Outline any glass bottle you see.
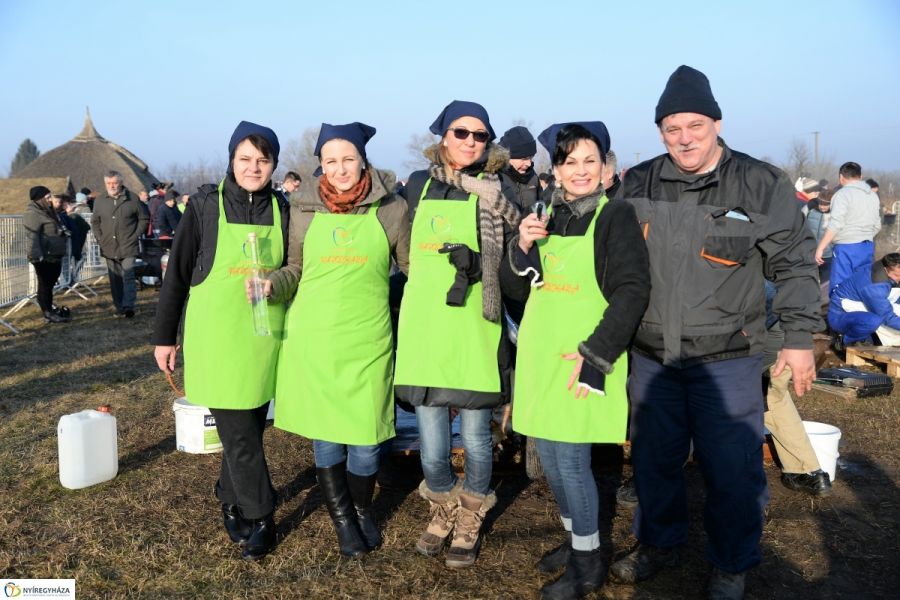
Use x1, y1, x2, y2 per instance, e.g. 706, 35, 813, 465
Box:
246, 232, 270, 336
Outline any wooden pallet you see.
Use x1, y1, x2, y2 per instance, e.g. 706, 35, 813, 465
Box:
845, 345, 900, 377
811, 381, 858, 400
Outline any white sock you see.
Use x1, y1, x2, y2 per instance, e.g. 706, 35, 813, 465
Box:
560, 516, 572, 532
571, 531, 600, 552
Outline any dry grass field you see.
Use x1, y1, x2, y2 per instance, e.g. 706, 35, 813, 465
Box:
0, 285, 898, 599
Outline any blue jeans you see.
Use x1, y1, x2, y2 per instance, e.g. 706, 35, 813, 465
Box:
535, 439, 599, 549
629, 352, 769, 574
416, 406, 492, 495
312, 440, 380, 476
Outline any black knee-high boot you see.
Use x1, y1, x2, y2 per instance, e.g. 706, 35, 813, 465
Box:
347, 471, 382, 550
317, 462, 368, 557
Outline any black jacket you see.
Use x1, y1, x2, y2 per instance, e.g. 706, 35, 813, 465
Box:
499, 166, 540, 214
617, 139, 823, 367
90, 188, 148, 260
151, 175, 290, 346
503, 194, 651, 372
156, 203, 182, 238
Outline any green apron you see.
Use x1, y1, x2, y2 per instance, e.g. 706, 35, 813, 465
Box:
513, 197, 628, 443
275, 200, 395, 445
183, 181, 285, 409
394, 178, 502, 392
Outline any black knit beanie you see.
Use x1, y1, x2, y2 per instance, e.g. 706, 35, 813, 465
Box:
499, 126, 537, 159
655, 65, 722, 124
29, 185, 51, 201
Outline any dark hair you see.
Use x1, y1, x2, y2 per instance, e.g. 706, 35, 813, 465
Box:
233, 134, 274, 161
866, 178, 879, 189
839, 162, 862, 179
538, 172, 554, 184
551, 124, 606, 167
285, 170, 301, 183
882, 253, 900, 269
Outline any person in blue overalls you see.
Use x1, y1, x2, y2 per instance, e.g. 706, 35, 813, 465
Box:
829, 253, 900, 347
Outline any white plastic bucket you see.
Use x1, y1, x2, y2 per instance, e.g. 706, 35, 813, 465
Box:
172, 397, 222, 454
803, 421, 841, 481
58, 409, 118, 489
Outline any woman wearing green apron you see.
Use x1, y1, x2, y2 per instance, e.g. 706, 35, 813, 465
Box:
152, 121, 290, 561
505, 123, 650, 600
395, 101, 521, 568
264, 123, 410, 557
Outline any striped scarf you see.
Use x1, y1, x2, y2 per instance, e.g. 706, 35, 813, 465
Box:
426, 163, 521, 322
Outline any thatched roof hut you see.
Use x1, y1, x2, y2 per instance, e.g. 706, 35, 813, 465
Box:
0, 177, 75, 215
12, 110, 159, 198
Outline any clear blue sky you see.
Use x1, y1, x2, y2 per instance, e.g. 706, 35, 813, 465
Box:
2, 0, 899, 179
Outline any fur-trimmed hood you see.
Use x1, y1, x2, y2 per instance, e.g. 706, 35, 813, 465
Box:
422, 143, 509, 175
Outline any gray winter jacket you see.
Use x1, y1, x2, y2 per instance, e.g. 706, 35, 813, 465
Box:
267, 168, 410, 304
23, 200, 68, 263
618, 139, 823, 367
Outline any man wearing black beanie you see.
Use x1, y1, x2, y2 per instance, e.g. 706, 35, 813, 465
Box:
611, 65, 822, 599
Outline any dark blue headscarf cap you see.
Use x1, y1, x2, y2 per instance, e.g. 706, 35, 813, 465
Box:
228, 120, 280, 168
429, 100, 495, 141
538, 122, 610, 160
312, 122, 376, 176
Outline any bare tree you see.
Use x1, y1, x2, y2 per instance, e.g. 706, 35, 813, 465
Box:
404, 133, 439, 172
784, 138, 811, 181
278, 127, 320, 178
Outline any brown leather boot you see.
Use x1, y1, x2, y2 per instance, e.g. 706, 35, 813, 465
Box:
445, 490, 497, 568
415, 480, 462, 557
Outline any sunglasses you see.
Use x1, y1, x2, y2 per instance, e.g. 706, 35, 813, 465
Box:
449, 127, 490, 143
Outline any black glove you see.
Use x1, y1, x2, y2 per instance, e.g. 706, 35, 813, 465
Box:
577, 362, 606, 396
439, 243, 482, 282
439, 243, 481, 307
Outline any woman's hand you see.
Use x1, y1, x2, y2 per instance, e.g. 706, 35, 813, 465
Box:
245, 278, 273, 303
518, 212, 549, 253
562, 351, 590, 399
154, 345, 178, 374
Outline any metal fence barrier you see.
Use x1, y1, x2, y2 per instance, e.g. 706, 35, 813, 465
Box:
0, 214, 106, 334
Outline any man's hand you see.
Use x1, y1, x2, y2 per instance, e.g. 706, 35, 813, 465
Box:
772, 348, 816, 397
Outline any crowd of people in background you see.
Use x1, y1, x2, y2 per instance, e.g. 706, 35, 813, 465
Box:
18, 62, 894, 600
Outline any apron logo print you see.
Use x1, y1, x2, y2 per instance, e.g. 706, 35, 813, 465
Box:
543, 252, 565, 273
332, 227, 353, 247
431, 215, 451, 235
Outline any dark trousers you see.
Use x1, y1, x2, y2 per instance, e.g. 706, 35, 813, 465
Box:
106, 257, 136, 312
629, 352, 769, 574
209, 403, 275, 520
32, 260, 62, 312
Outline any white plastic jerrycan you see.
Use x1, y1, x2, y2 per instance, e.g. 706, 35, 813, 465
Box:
58, 405, 118, 489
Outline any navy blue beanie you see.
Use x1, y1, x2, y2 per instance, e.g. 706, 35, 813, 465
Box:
429, 100, 495, 141
313, 122, 377, 177
228, 120, 280, 169
655, 65, 721, 124
499, 126, 537, 159
538, 122, 611, 161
